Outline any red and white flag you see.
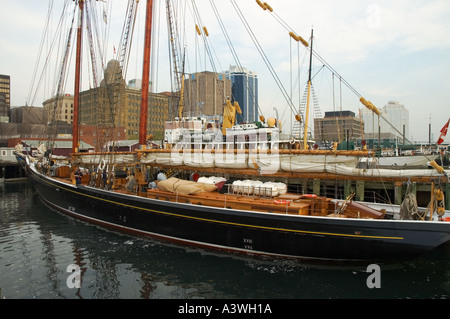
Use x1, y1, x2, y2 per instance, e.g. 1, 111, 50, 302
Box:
437, 118, 450, 145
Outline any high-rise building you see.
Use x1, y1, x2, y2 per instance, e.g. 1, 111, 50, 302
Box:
43, 94, 74, 125
41, 60, 169, 142
79, 59, 169, 141
225, 65, 258, 123
361, 101, 409, 140
382, 101, 409, 140
314, 110, 364, 143
183, 71, 231, 118
0, 74, 11, 122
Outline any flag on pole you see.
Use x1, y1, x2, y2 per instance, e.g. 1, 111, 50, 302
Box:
437, 118, 450, 145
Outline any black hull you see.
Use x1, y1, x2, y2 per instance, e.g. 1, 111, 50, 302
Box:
28, 163, 450, 262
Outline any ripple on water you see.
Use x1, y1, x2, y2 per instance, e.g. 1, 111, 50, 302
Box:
2, 183, 450, 299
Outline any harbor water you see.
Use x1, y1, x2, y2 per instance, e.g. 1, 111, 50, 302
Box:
1, 181, 450, 300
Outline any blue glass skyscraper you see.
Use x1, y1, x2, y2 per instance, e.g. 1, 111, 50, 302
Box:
225, 66, 258, 124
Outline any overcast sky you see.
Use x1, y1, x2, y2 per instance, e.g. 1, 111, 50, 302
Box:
1, 0, 449, 142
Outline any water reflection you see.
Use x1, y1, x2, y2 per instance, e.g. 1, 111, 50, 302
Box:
1, 181, 449, 299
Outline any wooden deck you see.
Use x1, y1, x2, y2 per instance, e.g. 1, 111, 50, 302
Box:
145, 188, 318, 215
50, 173, 384, 219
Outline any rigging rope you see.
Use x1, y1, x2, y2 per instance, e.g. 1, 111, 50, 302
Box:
399, 181, 418, 220
253, 1, 422, 149
27, 0, 72, 107
190, 0, 219, 74
27, 0, 54, 106
209, 0, 264, 121
230, 0, 298, 123
46, 2, 78, 154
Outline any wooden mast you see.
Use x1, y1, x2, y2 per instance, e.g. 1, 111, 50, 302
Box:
73, 0, 84, 154
139, 0, 154, 148
303, 29, 313, 150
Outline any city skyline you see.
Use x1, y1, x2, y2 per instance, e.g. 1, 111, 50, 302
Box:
1, 0, 449, 142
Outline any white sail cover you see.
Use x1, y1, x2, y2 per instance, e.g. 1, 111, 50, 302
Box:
76, 154, 135, 165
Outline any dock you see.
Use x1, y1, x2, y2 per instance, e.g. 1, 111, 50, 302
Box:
0, 147, 27, 181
